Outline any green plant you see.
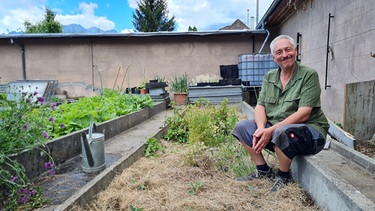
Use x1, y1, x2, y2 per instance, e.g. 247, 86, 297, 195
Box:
185, 98, 238, 147
164, 103, 189, 143
130, 204, 144, 211
0, 90, 54, 210
139, 80, 147, 90
169, 73, 188, 93
145, 137, 163, 157
188, 180, 203, 195
0, 88, 154, 210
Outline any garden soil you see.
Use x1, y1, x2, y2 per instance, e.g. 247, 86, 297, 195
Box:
71, 140, 321, 211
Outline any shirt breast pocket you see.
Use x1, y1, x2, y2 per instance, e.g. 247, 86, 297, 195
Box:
284, 95, 300, 110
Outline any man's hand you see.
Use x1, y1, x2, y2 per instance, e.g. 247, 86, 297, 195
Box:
252, 128, 273, 154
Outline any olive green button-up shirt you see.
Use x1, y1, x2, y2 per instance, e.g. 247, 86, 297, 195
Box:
257, 62, 329, 137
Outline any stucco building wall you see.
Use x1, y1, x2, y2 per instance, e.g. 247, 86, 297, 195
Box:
0, 33, 269, 97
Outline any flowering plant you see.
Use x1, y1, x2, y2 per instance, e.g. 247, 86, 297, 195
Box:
0, 89, 53, 210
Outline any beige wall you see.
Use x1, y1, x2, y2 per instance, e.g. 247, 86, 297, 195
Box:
0, 34, 269, 97
274, 0, 375, 125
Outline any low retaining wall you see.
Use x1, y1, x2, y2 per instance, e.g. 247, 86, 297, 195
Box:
8, 101, 167, 179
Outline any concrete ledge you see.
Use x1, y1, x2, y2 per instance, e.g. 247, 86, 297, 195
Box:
239, 101, 375, 211
330, 140, 375, 175
292, 153, 374, 211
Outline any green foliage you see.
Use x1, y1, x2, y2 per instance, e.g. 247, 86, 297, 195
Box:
181, 141, 207, 166
185, 99, 238, 147
132, 0, 176, 32
214, 136, 255, 177
130, 204, 144, 211
0, 88, 154, 210
188, 181, 203, 195
0, 92, 50, 156
145, 137, 163, 157
24, 7, 62, 33
49, 89, 154, 138
188, 26, 197, 31
0, 88, 56, 210
169, 73, 188, 93
164, 104, 189, 143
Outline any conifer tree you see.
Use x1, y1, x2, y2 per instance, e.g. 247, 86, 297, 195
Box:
132, 0, 176, 32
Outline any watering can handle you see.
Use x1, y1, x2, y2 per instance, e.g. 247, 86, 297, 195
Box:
81, 132, 95, 167
88, 122, 97, 139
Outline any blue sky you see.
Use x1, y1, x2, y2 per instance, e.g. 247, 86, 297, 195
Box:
0, 0, 274, 34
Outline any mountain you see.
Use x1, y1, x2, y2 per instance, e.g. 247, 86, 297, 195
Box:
5, 24, 118, 34
63, 24, 117, 33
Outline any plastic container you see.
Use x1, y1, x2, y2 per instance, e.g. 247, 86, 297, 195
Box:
238, 53, 278, 86
220, 65, 239, 79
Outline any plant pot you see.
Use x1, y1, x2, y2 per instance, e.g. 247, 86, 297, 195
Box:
174, 92, 187, 105
140, 88, 148, 94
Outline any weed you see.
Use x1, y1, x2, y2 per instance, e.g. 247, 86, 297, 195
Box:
188, 181, 203, 195
130, 204, 144, 211
145, 137, 163, 157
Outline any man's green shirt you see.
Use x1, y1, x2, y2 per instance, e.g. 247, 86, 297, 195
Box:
257, 62, 329, 137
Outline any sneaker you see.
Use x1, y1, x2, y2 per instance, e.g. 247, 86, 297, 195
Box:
237, 169, 274, 181
269, 175, 290, 192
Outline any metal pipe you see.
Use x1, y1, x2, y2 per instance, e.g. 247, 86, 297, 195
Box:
10, 38, 27, 80
258, 28, 270, 53
325, 13, 334, 90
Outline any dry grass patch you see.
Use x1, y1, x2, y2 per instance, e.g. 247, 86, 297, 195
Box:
73, 140, 320, 211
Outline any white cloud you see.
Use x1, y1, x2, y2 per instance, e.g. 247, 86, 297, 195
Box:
56, 2, 115, 31
128, 0, 273, 32
0, 2, 45, 34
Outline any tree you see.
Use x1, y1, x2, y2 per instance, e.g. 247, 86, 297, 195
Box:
132, 0, 176, 32
24, 7, 62, 33
188, 26, 197, 31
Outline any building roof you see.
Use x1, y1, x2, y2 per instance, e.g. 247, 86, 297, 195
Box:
219, 19, 250, 30
0, 29, 266, 40
257, 0, 307, 29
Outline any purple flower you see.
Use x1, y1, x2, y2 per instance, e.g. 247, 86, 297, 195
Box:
48, 169, 55, 175
50, 103, 56, 110
33, 91, 38, 96
18, 195, 29, 203
43, 131, 49, 139
37, 96, 44, 104
44, 162, 54, 170
10, 176, 18, 182
59, 123, 65, 128
49, 117, 55, 123
29, 188, 36, 195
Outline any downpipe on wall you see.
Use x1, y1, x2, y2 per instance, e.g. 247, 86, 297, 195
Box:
10, 38, 27, 80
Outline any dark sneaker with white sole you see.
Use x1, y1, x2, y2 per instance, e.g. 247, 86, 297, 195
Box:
237, 169, 274, 181
269, 175, 291, 192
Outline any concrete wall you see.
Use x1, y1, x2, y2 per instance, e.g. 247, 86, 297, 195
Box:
275, 0, 375, 126
344, 80, 375, 140
0, 34, 269, 98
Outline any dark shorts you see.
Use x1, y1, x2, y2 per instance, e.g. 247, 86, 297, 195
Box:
231, 119, 326, 159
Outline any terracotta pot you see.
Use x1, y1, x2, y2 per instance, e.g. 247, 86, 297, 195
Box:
174, 93, 187, 105
140, 89, 148, 94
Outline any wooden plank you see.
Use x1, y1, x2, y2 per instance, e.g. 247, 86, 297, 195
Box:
328, 119, 356, 149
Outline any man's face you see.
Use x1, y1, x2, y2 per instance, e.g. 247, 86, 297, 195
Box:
272, 38, 297, 70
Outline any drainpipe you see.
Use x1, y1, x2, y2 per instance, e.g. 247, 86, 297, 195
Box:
10, 38, 26, 80
258, 27, 270, 53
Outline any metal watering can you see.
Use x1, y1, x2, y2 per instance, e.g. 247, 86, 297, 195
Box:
81, 122, 105, 173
